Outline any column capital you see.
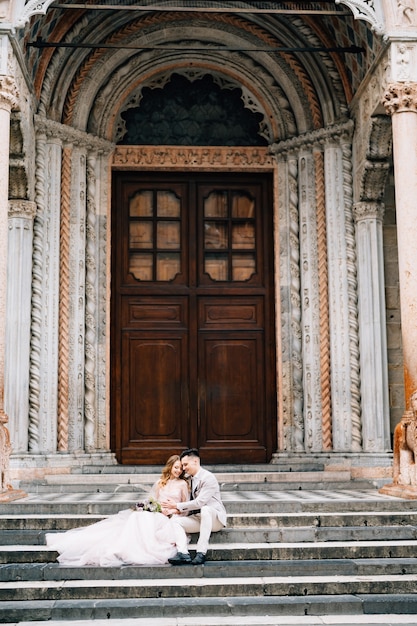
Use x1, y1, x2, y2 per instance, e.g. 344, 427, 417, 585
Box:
8, 200, 37, 220
0, 76, 18, 112
353, 201, 385, 223
383, 82, 417, 115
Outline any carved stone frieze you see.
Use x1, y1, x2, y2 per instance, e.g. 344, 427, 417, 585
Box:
112, 146, 274, 169
383, 82, 417, 115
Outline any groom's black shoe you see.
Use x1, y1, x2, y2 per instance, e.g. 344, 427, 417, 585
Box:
192, 552, 206, 565
168, 552, 192, 565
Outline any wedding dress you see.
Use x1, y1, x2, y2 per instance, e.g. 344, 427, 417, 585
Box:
45, 478, 189, 566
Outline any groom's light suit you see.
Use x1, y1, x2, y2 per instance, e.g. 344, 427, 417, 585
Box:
171, 466, 226, 555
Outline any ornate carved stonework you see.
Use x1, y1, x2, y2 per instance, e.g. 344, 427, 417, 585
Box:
112, 146, 274, 170
8, 200, 37, 220
353, 201, 385, 222
336, 0, 385, 34
271, 120, 354, 156
34, 116, 114, 153
383, 82, 417, 115
0, 76, 18, 112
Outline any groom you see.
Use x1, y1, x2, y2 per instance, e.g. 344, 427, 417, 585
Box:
162, 448, 226, 565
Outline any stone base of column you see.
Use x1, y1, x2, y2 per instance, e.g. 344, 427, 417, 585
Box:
379, 483, 417, 500
0, 487, 27, 502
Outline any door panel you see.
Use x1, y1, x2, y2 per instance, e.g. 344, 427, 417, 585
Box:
111, 172, 276, 464
122, 333, 189, 463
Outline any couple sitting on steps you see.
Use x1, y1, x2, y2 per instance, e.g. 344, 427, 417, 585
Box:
46, 448, 226, 567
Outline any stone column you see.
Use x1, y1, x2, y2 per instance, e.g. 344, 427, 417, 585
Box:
0, 75, 20, 495
298, 150, 323, 451
324, 136, 362, 452
5, 200, 36, 453
353, 201, 390, 452
383, 82, 417, 407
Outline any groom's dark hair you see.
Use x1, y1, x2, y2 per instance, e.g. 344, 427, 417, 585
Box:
180, 448, 200, 460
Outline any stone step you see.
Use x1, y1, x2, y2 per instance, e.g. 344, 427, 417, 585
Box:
0, 490, 412, 516
2, 509, 417, 530
3, 594, 417, 623
3, 523, 417, 546
9, 615, 417, 626
2, 573, 417, 602
2, 558, 417, 583
3, 539, 417, 564
18, 471, 378, 494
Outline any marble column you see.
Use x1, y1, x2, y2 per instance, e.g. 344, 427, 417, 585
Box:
0, 76, 18, 492
383, 82, 417, 407
298, 150, 323, 451
353, 201, 390, 451
5, 200, 36, 452
324, 137, 362, 452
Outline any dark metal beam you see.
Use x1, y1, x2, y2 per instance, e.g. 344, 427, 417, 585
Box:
28, 39, 364, 53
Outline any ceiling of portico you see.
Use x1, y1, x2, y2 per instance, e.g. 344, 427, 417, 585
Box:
16, 1, 383, 143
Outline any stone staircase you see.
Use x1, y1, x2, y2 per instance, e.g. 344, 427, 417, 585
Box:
2, 465, 417, 625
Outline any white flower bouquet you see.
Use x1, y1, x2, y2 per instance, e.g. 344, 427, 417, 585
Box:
134, 496, 162, 513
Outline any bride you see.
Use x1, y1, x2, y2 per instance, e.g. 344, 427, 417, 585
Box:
45, 455, 190, 566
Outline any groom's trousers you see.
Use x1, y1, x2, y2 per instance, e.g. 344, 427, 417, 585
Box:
170, 505, 224, 554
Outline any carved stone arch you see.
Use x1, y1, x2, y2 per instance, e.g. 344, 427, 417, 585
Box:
74, 48, 301, 142
52, 14, 325, 137
359, 115, 393, 202
113, 68, 273, 145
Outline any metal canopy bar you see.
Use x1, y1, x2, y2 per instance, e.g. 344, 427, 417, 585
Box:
50, 2, 350, 14
28, 39, 364, 52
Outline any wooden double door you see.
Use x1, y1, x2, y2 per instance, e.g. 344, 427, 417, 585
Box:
111, 172, 276, 464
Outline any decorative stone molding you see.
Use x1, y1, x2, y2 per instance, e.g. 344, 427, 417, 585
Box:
383, 82, 417, 115
8, 199, 36, 220
270, 120, 354, 157
14, 0, 55, 27
0, 76, 18, 112
112, 146, 275, 170
336, 0, 385, 35
353, 201, 385, 222
34, 116, 114, 154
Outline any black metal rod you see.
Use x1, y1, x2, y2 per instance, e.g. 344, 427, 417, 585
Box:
28, 39, 364, 53
50, 3, 351, 15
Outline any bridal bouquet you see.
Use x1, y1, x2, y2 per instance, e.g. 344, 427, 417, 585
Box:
134, 496, 162, 513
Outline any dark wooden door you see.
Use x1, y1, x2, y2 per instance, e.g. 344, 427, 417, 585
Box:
111, 172, 276, 464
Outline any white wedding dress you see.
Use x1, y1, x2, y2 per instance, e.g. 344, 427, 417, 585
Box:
45, 478, 189, 566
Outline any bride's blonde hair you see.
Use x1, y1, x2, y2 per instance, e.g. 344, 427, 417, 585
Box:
158, 454, 185, 487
